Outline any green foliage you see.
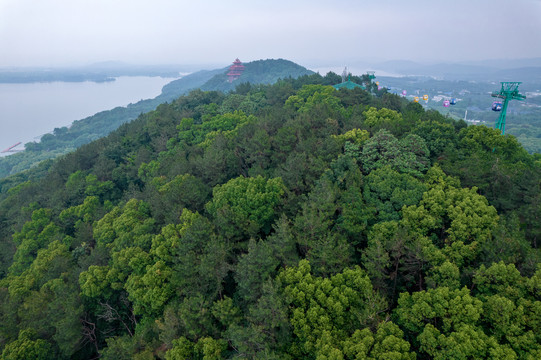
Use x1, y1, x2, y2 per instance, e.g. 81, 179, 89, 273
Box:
459, 125, 530, 163
363, 166, 427, 223
169, 210, 229, 300
363, 106, 403, 130
165, 336, 227, 360
9, 208, 62, 275
395, 287, 509, 359
331, 128, 370, 148
393, 262, 541, 358
1, 329, 55, 360
165, 337, 194, 360
416, 323, 517, 360
234, 219, 298, 308
0, 68, 540, 359
99, 335, 141, 360
342, 322, 415, 360
1, 242, 81, 358
144, 173, 210, 224
362, 165, 501, 300
413, 119, 457, 157
473, 262, 526, 300
235, 239, 284, 305
293, 155, 367, 276
278, 260, 386, 358
402, 181, 498, 270
285, 84, 343, 115
177, 111, 254, 147
9, 240, 73, 295
65, 171, 115, 203
93, 199, 156, 252
206, 175, 286, 240
125, 260, 174, 316
361, 129, 430, 177
396, 286, 482, 335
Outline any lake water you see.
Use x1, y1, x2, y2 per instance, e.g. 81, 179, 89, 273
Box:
0, 76, 177, 154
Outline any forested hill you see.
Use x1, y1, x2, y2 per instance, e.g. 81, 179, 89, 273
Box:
201, 59, 314, 92
0, 59, 313, 179
0, 72, 540, 359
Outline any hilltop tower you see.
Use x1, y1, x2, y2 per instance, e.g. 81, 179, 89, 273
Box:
227, 58, 245, 83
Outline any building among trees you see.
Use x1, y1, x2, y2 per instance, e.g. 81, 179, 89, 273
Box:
333, 75, 365, 90
227, 58, 245, 83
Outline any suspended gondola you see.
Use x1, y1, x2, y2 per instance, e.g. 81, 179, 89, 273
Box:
492, 101, 503, 112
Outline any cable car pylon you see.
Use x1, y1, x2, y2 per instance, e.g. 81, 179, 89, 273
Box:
491, 82, 526, 135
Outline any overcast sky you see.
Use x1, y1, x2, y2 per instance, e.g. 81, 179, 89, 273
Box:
1, 0, 540, 68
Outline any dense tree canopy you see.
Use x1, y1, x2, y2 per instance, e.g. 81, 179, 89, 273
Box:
0, 72, 540, 359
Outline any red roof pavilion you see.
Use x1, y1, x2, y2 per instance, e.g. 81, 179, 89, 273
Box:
227, 58, 245, 83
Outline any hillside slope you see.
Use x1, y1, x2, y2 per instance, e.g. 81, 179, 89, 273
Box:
0, 59, 313, 178
0, 72, 539, 359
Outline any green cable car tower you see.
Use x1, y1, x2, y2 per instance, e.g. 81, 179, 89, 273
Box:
491, 82, 526, 135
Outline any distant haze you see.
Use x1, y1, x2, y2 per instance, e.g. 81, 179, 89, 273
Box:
1, 0, 541, 68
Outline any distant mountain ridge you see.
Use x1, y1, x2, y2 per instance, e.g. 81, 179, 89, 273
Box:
372, 58, 541, 81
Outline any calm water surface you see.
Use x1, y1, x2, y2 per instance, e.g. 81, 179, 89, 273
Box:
0, 76, 176, 154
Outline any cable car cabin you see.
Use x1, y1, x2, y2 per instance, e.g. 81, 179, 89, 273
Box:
492, 101, 503, 111
450, 98, 457, 105
443, 100, 450, 107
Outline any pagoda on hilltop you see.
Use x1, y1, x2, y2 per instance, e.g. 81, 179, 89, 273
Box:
227, 58, 245, 83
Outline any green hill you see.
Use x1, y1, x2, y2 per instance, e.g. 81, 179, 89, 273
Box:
201, 58, 314, 92
0, 71, 539, 359
0, 59, 313, 179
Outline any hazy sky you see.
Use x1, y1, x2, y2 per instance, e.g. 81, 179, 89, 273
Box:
1, 0, 540, 68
